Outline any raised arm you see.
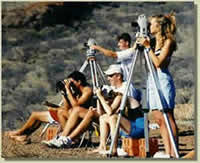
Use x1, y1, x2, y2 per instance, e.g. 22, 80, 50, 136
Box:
137, 37, 173, 68
91, 45, 117, 58
64, 79, 92, 107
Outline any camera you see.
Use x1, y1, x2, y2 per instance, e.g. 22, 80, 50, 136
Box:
101, 85, 115, 100
131, 14, 150, 38
131, 14, 153, 50
56, 80, 79, 96
84, 38, 97, 57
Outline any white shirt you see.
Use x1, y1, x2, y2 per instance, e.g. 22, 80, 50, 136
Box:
116, 48, 135, 81
111, 81, 141, 102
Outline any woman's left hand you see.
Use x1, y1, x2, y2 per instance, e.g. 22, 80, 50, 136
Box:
136, 37, 150, 48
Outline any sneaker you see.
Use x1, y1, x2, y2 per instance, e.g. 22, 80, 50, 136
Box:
60, 136, 72, 147
99, 150, 110, 155
117, 148, 128, 156
41, 136, 59, 147
49, 138, 64, 148
153, 151, 170, 158
50, 136, 72, 148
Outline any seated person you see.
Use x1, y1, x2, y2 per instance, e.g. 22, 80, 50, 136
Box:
92, 88, 144, 156
90, 65, 144, 156
5, 71, 92, 143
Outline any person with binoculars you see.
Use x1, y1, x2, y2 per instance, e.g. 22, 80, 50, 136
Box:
5, 71, 92, 144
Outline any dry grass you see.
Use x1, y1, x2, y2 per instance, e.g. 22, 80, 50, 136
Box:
148, 104, 194, 129
174, 104, 194, 121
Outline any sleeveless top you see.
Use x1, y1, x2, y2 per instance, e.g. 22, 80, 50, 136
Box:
80, 94, 94, 108
155, 48, 171, 63
155, 49, 161, 56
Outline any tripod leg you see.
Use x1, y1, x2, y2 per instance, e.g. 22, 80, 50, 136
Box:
80, 60, 89, 73
144, 111, 150, 157
96, 63, 108, 85
144, 49, 179, 158
92, 60, 99, 87
89, 60, 97, 88
108, 49, 139, 156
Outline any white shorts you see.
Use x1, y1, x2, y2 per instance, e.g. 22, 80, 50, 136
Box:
47, 112, 59, 124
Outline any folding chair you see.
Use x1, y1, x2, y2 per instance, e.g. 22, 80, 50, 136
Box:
39, 121, 61, 138
78, 122, 100, 148
40, 100, 62, 139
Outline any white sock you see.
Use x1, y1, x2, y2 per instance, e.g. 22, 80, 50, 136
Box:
58, 136, 65, 140
59, 136, 71, 142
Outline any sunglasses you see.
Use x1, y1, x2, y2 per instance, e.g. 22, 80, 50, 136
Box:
108, 74, 116, 78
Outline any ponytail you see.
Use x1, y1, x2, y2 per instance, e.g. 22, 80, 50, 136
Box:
164, 12, 176, 35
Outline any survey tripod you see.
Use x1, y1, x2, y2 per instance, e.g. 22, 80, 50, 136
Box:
77, 43, 108, 147
108, 45, 179, 158
79, 45, 107, 88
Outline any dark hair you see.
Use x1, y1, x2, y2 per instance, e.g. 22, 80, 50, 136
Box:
117, 33, 131, 47
67, 71, 87, 86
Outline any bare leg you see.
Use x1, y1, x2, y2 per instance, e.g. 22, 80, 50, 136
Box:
117, 116, 131, 134
108, 114, 132, 155
99, 115, 110, 150
57, 108, 71, 129
68, 109, 99, 139
108, 114, 119, 155
60, 106, 88, 137
6, 111, 49, 137
91, 114, 109, 153
56, 95, 72, 129
153, 110, 172, 155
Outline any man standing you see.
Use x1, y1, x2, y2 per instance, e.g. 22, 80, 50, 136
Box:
92, 33, 136, 81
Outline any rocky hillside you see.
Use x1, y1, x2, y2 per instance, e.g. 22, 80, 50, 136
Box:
2, 2, 195, 130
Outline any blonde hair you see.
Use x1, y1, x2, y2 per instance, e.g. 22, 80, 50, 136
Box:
150, 12, 177, 51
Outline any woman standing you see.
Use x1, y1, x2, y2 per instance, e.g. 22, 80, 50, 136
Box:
136, 13, 178, 158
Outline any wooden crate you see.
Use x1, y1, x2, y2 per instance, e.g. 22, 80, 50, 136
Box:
122, 137, 158, 157
45, 126, 59, 141
122, 138, 139, 156
138, 138, 159, 158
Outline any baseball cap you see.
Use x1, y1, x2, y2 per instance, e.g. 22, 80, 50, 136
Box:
104, 64, 122, 75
